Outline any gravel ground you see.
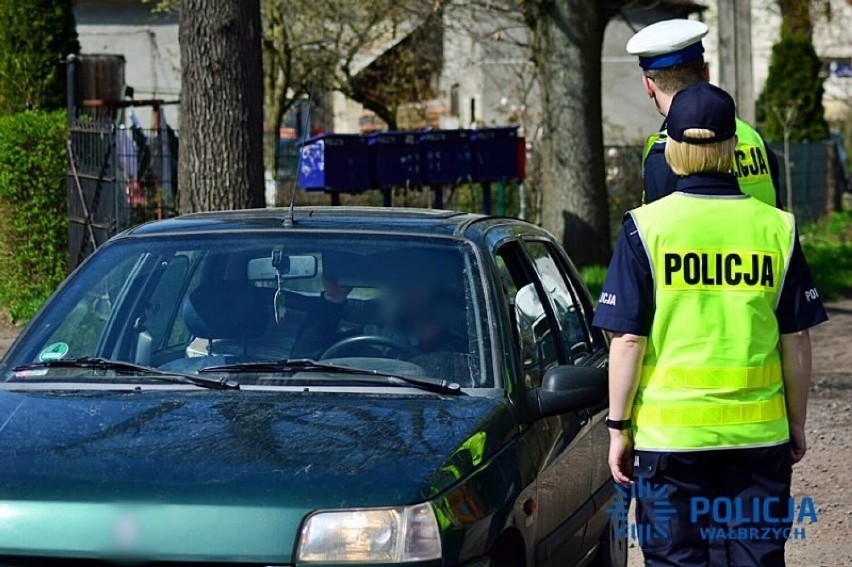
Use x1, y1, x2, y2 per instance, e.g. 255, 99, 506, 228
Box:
0, 304, 849, 566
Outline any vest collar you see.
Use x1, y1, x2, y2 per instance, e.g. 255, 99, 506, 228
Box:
675, 172, 743, 197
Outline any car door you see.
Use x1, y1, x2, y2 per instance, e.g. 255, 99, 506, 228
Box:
492, 239, 593, 566
544, 240, 615, 555
521, 238, 607, 564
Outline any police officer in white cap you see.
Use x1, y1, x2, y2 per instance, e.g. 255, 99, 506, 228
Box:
627, 19, 781, 206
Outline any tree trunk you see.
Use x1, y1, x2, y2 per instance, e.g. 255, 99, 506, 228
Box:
776, 0, 813, 38
526, 0, 611, 267
359, 98, 398, 131
179, 0, 265, 212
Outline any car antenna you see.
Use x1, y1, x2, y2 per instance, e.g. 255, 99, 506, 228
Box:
283, 81, 315, 228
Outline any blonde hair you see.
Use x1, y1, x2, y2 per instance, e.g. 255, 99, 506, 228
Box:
665, 128, 736, 176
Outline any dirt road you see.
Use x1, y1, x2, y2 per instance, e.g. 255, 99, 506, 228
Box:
0, 303, 849, 565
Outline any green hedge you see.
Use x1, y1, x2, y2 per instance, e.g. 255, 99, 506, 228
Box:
0, 0, 80, 114
800, 211, 852, 300
756, 32, 829, 143
0, 110, 68, 321
579, 264, 607, 303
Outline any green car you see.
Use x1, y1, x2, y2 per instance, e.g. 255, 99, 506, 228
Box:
0, 208, 625, 566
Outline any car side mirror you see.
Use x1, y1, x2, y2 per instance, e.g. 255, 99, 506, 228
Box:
524, 365, 607, 421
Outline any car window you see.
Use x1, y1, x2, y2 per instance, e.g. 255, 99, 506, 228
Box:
40, 252, 140, 358
522, 240, 592, 363
4, 234, 493, 389
139, 255, 191, 356
495, 242, 560, 389
166, 259, 204, 350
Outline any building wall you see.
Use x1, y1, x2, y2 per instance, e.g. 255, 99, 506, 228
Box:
438, 7, 487, 130
703, 0, 852, 123
74, 0, 180, 127
436, 5, 707, 145
602, 12, 690, 144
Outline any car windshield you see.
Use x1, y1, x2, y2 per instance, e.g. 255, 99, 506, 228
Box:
2, 233, 493, 388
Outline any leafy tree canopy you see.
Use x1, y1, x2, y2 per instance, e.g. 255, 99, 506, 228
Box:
756, 31, 829, 142
0, 0, 80, 114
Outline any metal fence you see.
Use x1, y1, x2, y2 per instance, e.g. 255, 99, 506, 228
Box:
67, 120, 178, 269
67, 130, 842, 269
768, 140, 847, 224
603, 141, 847, 232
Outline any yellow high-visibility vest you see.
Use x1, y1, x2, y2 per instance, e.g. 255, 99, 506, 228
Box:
629, 192, 795, 450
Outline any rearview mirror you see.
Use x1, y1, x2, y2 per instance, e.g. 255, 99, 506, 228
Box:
247, 255, 318, 281
524, 365, 607, 421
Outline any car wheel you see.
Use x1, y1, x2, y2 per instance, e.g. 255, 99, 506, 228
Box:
591, 517, 628, 567
488, 530, 525, 567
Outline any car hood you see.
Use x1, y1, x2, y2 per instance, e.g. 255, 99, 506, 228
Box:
0, 388, 515, 562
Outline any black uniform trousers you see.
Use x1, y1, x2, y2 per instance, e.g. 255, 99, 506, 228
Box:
634, 444, 792, 567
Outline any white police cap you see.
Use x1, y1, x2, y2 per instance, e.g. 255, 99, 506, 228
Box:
626, 19, 709, 70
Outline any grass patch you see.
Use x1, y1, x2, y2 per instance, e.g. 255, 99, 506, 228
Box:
799, 210, 852, 300
580, 264, 608, 302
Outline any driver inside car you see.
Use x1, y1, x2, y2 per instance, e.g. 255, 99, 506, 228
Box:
288, 278, 472, 385
274, 275, 353, 359
376, 284, 468, 356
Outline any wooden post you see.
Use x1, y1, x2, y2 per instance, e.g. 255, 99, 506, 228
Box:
784, 127, 793, 212
433, 185, 444, 209
152, 101, 161, 131
482, 181, 492, 215
718, 0, 755, 123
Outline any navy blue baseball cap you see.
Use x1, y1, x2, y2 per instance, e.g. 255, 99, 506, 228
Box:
667, 82, 736, 144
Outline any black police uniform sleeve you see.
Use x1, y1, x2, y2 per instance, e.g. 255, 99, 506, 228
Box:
643, 145, 680, 204
775, 233, 829, 333
592, 216, 654, 335
764, 138, 783, 208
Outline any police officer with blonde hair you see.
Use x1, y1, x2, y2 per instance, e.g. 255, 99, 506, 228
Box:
593, 83, 827, 566
628, 19, 781, 206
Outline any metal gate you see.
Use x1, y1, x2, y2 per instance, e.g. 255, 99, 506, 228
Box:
67, 119, 120, 271
67, 118, 177, 270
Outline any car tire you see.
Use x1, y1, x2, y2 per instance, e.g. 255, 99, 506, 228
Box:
488, 531, 526, 567
590, 517, 628, 567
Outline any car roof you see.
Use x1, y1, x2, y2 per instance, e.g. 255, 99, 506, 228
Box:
123, 206, 543, 240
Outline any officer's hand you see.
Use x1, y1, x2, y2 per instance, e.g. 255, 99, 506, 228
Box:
608, 430, 634, 486
789, 422, 807, 464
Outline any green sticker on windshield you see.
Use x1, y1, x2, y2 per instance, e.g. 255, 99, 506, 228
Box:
39, 342, 69, 362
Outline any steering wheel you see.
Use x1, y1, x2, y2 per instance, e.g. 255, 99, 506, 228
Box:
320, 335, 418, 360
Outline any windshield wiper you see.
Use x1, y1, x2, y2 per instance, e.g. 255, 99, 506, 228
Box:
199, 358, 461, 395
13, 357, 239, 390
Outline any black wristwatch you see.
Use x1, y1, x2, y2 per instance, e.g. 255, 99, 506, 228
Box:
605, 417, 632, 431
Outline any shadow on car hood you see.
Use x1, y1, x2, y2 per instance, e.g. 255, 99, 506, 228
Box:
0, 388, 516, 503
0, 388, 515, 561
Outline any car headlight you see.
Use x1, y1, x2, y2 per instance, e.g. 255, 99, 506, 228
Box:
297, 503, 442, 563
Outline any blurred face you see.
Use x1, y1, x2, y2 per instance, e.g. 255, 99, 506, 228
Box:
381, 285, 458, 339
